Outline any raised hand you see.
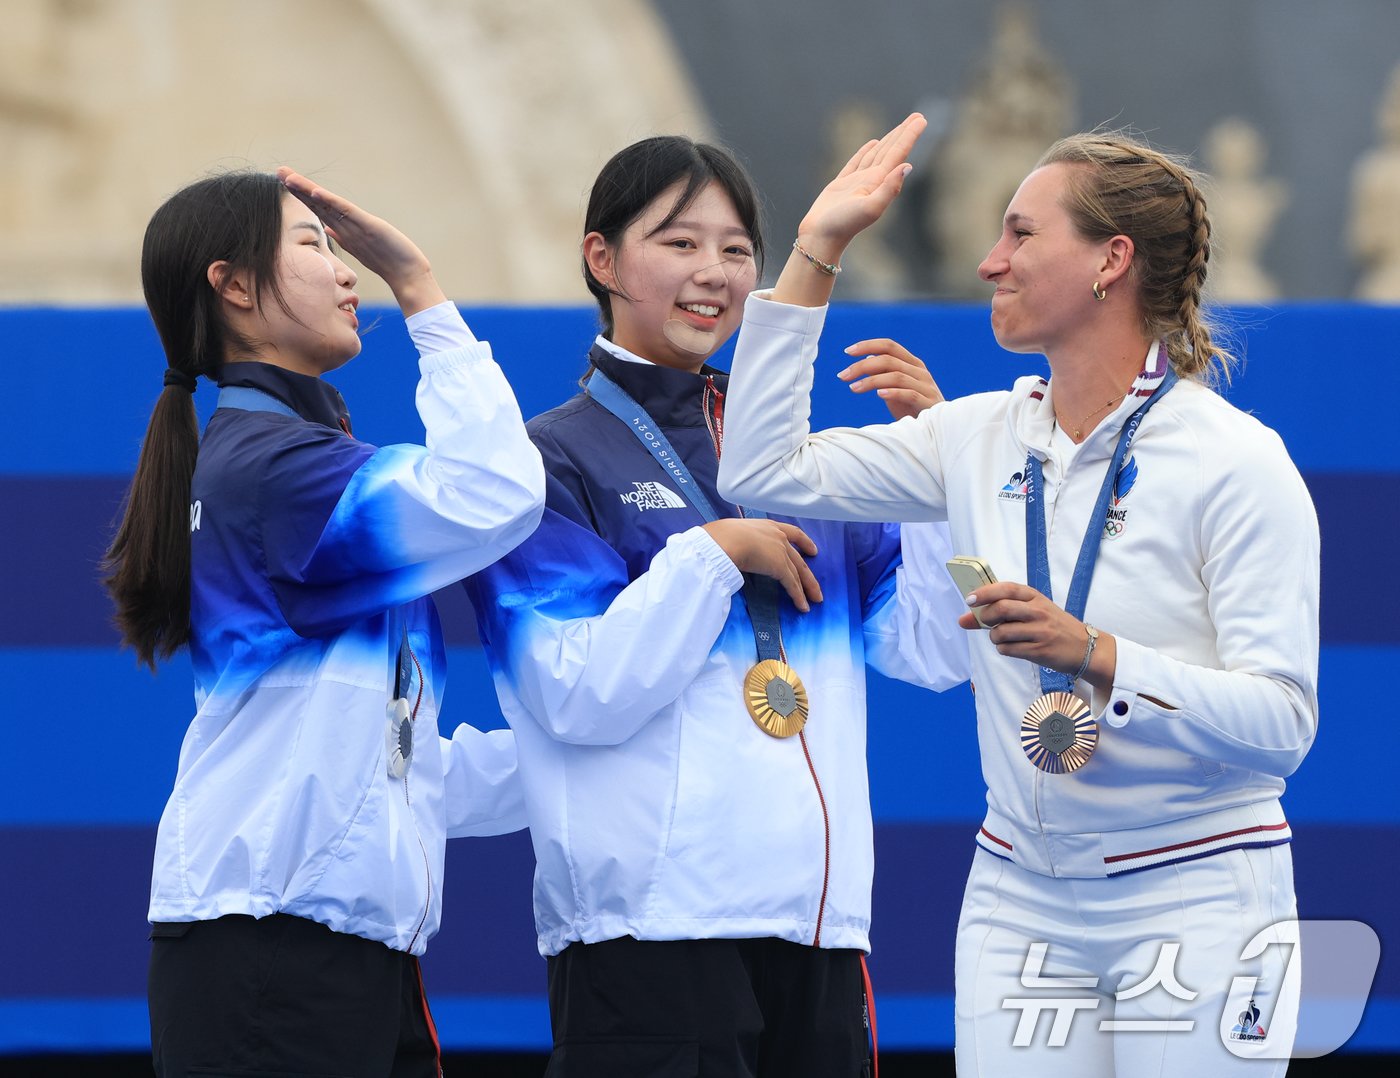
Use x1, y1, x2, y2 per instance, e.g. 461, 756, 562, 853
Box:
773, 113, 926, 307
838, 337, 945, 419
796, 113, 927, 256
701, 519, 824, 612
276, 167, 446, 316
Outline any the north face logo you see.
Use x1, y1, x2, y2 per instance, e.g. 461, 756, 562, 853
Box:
619, 481, 687, 511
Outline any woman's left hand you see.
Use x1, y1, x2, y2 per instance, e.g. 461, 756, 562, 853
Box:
771, 113, 925, 309
796, 112, 927, 256
838, 337, 944, 419
277, 167, 446, 315
958, 581, 1114, 691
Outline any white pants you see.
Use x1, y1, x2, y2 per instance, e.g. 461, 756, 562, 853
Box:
954, 845, 1300, 1077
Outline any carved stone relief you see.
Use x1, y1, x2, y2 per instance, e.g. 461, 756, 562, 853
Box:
1350, 62, 1400, 302
0, 0, 710, 304
924, 3, 1074, 298
1203, 117, 1287, 304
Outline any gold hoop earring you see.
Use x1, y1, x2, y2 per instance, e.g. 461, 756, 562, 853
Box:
1092, 281, 1107, 301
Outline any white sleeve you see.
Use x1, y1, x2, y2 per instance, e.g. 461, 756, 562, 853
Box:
717, 291, 951, 522
475, 524, 745, 746
439, 725, 528, 838
863, 523, 971, 691
406, 300, 480, 355
264, 336, 546, 635
402, 339, 546, 582
1102, 432, 1320, 777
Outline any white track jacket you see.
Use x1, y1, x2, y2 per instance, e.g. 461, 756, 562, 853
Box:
718, 294, 1319, 879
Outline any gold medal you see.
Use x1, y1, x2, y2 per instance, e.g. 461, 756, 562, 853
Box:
744, 659, 809, 738
1021, 692, 1097, 774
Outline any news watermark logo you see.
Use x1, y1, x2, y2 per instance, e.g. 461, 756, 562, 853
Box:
999, 919, 1379, 1059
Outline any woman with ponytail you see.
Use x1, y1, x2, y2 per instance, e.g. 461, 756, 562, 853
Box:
720, 118, 1318, 1075
104, 169, 544, 1077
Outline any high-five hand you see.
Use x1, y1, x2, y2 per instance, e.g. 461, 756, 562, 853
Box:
796, 112, 927, 253
773, 113, 926, 308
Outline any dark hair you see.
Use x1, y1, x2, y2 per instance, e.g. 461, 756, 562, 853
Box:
1038, 133, 1234, 383
582, 136, 764, 337
103, 170, 288, 669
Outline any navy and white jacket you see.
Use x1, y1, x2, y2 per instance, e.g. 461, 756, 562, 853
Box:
465, 340, 969, 957
149, 305, 546, 955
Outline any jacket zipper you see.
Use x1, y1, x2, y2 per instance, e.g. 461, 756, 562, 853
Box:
705, 378, 833, 946
400, 636, 434, 954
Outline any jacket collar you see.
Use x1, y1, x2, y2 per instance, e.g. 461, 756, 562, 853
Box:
218, 361, 352, 434
1012, 341, 1171, 460
587, 341, 727, 428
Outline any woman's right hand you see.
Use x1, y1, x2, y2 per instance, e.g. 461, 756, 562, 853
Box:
277, 167, 447, 317
702, 519, 823, 612
838, 337, 945, 419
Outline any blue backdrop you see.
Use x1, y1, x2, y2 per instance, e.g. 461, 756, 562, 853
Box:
1, 302, 1394, 1054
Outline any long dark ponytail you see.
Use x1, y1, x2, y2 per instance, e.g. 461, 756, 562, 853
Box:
102, 171, 285, 668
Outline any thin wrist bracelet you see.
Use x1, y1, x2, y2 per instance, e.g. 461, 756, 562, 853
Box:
792, 239, 842, 276
1073, 623, 1100, 683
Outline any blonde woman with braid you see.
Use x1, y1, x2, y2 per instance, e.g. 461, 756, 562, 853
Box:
719, 116, 1318, 1075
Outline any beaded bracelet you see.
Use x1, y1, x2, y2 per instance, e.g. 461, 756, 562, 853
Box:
792, 239, 842, 276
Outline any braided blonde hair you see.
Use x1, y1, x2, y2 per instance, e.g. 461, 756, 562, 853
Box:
1038, 132, 1235, 384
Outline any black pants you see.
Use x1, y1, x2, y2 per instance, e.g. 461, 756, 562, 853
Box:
148, 913, 441, 1078
544, 936, 872, 1078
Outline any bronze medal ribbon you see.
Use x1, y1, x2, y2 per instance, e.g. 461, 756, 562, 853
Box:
1021, 368, 1178, 773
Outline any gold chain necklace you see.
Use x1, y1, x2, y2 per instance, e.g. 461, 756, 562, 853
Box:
1055, 390, 1129, 440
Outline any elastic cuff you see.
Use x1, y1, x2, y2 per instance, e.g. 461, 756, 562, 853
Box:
683, 527, 746, 593
742, 290, 830, 334
407, 300, 480, 357
419, 340, 495, 376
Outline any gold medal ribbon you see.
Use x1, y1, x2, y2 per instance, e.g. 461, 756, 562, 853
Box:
587, 367, 813, 741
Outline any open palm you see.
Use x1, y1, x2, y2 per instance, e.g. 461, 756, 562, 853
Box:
797, 113, 927, 247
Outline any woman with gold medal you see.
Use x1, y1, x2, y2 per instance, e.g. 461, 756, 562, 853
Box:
463, 135, 969, 1077
719, 115, 1319, 1075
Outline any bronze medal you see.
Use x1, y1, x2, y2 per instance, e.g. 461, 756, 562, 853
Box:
1021, 691, 1097, 774
744, 659, 809, 738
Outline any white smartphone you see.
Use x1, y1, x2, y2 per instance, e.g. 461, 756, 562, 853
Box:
945, 555, 998, 629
